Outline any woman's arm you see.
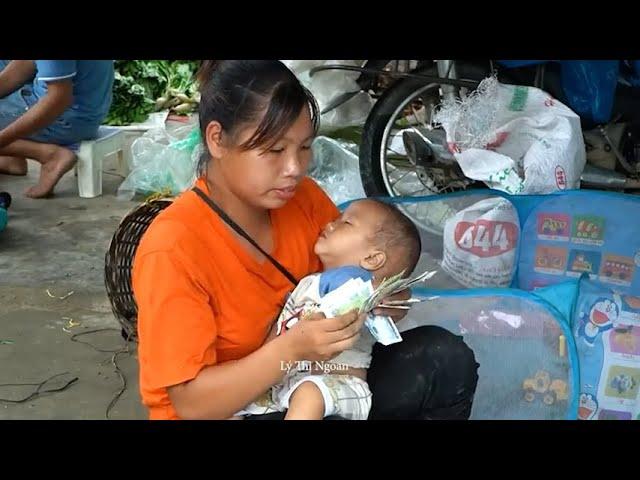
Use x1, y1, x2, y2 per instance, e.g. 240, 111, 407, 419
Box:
168, 332, 295, 419
168, 310, 364, 420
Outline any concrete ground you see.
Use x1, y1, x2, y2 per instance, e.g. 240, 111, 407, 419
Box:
0, 156, 148, 419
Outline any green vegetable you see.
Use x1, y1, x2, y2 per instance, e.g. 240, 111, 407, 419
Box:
173, 103, 194, 114
175, 93, 191, 104
155, 96, 168, 109
105, 60, 201, 126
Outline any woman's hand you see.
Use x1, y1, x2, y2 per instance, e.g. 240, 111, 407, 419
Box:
284, 309, 366, 362
372, 288, 411, 323
264, 319, 280, 344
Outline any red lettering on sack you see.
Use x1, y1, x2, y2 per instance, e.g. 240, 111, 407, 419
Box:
454, 220, 518, 258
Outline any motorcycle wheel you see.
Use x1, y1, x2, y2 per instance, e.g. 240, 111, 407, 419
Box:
358, 63, 517, 233
359, 63, 516, 199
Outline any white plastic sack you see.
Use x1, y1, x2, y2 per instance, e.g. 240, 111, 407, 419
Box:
442, 197, 520, 288
282, 60, 376, 133
433, 77, 586, 194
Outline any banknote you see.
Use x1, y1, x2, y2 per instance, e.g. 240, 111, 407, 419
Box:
317, 269, 437, 344
319, 277, 373, 318
318, 279, 403, 344
359, 269, 438, 314
365, 313, 403, 345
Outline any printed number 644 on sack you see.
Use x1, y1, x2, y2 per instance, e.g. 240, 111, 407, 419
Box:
455, 220, 518, 258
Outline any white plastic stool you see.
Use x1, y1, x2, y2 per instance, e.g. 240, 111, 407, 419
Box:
75, 126, 126, 198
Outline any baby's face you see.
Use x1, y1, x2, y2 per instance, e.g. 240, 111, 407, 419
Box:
314, 200, 385, 270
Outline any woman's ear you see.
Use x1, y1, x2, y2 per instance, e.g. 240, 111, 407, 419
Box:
205, 121, 225, 160
360, 250, 387, 272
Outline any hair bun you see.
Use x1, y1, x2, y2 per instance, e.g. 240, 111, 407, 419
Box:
196, 60, 221, 86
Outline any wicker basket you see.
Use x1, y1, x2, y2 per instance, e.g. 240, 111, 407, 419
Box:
104, 198, 173, 341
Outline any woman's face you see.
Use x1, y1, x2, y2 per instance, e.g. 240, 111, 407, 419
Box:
207, 107, 315, 210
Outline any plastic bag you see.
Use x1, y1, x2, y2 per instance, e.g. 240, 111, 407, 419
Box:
433, 76, 586, 194
282, 60, 375, 133
559, 60, 619, 125
309, 136, 366, 205
117, 125, 202, 200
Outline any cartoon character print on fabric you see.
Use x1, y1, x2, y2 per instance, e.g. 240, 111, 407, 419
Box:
579, 297, 619, 346
578, 393, 598, 420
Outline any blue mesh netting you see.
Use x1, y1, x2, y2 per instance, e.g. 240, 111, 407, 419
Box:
397, 291, 577, 420
340, 189, 640, 419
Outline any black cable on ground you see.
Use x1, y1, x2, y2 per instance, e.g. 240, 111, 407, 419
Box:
0, 329, 133, 416
70, 328, 132, 419
0, 372, 78, 404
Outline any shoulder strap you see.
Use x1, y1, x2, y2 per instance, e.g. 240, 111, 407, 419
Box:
192, 186, 297, 286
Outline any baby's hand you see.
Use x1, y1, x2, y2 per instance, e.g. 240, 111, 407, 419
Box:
373, 288, 411, 323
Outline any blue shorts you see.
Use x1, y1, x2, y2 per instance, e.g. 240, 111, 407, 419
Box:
0, 60, 99, 148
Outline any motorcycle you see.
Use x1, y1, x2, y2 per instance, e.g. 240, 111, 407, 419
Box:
311, 60, 640, 198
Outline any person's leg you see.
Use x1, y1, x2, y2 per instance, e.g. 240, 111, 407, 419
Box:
283, 373, 371, 420
0, 62, 86, 183
0, 139, 76, 198
285, 381, 326, 420
0, 61, 30, 175
0, 96, 30, 176
367, 325, 479, 420
0, 156, 27, 175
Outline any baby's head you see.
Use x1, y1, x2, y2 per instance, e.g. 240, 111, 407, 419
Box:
314, 199, 421, 281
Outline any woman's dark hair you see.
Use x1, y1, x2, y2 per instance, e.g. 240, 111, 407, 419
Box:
196, 60, 320, 174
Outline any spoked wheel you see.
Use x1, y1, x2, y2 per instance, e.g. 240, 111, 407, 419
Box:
359, 63, 515, 233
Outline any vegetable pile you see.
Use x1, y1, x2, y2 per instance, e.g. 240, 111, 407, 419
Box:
105, 60, 201, 126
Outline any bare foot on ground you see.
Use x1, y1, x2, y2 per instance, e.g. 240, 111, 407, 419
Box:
25, 147, 76, 198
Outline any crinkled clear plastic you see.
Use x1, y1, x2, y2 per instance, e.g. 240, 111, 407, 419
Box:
118, 128, 367, 205
432, 75, 501, 150
282, 60, 376, 133
117, 125, 202, 200
309, 136, 366, 206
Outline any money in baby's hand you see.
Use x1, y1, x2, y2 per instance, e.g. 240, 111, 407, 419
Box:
317, 269, 437, 345
318, 280, 401, 345
360, 269, 438, 314
319, 278, 373, 318
365, 314, 403, 345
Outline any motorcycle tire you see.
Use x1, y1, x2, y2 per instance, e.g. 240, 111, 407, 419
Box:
358, 63, 518, 198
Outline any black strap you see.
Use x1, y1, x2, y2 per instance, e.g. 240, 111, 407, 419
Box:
192, 186, 298, 286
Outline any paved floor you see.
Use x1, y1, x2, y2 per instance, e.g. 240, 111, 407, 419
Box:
0, 156, 147, 419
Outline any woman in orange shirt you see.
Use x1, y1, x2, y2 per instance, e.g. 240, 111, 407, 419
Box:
132, 60, 479, 420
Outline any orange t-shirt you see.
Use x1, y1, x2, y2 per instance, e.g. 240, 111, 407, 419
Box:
132, 176, 340, 420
